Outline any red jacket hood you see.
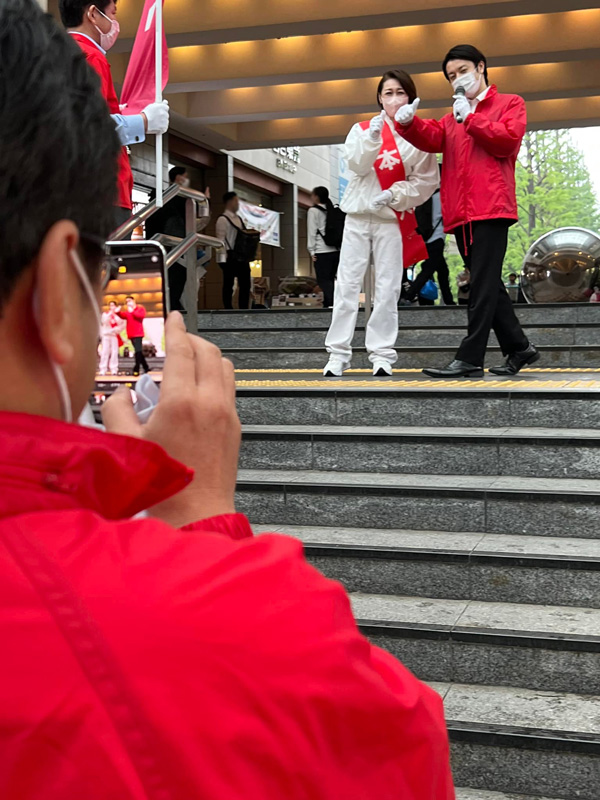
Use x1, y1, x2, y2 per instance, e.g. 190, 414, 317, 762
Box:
0, 412, 193, 521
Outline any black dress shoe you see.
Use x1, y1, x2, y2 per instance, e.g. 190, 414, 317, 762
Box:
422, 360, 484, 378
488, 343, 540, 376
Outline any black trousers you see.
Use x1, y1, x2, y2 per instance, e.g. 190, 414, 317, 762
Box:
314, 251, 340, 308
407, 238, 455, 305
113, 206, 132, 237
131, 336, 149, 375
221, 254, 251, 310
454, 220, 528, 366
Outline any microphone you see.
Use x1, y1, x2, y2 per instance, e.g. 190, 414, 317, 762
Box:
454, 85, 466, 124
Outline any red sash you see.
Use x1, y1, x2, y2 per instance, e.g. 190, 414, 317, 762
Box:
359, 119, 428, 268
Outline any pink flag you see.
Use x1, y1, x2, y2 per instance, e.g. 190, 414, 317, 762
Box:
120, 0, 169, 115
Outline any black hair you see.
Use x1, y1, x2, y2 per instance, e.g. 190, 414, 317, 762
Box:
508, 273, 517, 279
59, 0, 112, 28
376, 69, 417, 109
223, 191, 238, 204
312, 186, 334, 213
442, 45, 489, 85
0, 0, 120, 308
169, 166, 187, 183
125, 296, 135, 302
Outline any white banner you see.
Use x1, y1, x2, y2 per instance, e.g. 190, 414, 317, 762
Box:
239, 200, 281, 248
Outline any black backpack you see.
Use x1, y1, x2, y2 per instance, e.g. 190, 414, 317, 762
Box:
317, 204, 345, 249
415, 189, 442, 242
219, 215, 260, 262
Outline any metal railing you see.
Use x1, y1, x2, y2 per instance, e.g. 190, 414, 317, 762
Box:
109, 185, 224, 334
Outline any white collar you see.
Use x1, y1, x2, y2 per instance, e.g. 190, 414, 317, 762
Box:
471, 85, 490, 107
68, 30, 106, 56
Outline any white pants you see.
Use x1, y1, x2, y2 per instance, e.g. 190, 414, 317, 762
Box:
325, 214, 404, 365
99, 334, 119, 375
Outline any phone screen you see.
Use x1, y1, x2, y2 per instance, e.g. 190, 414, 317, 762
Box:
94, 241, 168, 400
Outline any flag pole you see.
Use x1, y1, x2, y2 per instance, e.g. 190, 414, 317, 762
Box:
155, 0, 163, 208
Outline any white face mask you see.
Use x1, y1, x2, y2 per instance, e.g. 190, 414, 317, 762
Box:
180, 178, 191, 189
452, 70, 482, 99
90, 7, 120, 51
34, 249, 102, 424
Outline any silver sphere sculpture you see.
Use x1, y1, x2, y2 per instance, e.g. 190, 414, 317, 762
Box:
521, 227, 600, 303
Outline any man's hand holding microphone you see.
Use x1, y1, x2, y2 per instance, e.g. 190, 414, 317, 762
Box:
452, 88, 471, 124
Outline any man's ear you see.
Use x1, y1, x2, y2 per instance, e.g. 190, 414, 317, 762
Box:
35, 220, 80, 367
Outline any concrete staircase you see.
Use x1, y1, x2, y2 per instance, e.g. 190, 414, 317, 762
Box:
199, 305, 600, 369
225, 305, 600, 800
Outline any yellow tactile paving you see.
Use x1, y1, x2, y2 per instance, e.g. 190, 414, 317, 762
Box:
235, 379, 600, 390
234, 368, 600, 375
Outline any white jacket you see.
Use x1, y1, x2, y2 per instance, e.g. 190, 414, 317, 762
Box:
341, 117, 439, 219
101, 311, 125, 338
307, 206, 339, 256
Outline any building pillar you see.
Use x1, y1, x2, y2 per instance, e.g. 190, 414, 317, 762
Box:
272, 183, 298, 277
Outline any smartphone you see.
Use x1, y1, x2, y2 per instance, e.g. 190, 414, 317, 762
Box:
95, 240, 168, 393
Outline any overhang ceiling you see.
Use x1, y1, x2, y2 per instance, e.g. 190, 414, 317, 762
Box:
60, 1, 600, 149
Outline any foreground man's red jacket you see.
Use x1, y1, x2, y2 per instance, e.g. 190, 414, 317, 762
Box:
397, 85, 526, 232
0, 412, 454, 800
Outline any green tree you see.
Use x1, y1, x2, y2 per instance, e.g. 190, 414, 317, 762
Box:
440, 129, 600, 297
504, 129, 600, 275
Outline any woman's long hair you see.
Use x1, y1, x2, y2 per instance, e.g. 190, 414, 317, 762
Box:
312, 186, 334, 213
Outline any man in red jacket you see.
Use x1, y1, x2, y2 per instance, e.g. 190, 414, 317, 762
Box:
118, 295, 149, 376
396, 44, 539, 378
0, 4, 455, 798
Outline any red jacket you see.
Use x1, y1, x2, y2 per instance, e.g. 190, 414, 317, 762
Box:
118, 305, 146, 339
71, 33, 134, 211
397, 85, 526, 232
0, 411, 455, 800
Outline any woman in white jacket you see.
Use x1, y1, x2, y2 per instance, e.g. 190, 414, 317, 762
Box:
99, 301, 125, 376
324, 70, 439, 377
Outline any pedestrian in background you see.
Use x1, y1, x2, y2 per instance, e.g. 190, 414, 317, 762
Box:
307, 187, 341, 308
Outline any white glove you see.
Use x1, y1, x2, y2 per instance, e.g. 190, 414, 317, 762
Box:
143, 100, 170, 135
370, 189, 393, 212
453, 94, 471, 123
368, 110, 386, 141
395, 98, 420, 126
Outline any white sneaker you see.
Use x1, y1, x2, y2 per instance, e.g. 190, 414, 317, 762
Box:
372, 360, 393, 377
323, 358, 350, 377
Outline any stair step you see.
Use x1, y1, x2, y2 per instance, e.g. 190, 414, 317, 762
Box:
222, 344, 600, 370
347, 592, 600, 694
237, 385, 600, 430
456, 791, 557, 800
255, 525, 600, 608
241, 424, 600, 479
197, 304, 600, 331
237, 469, 600, 538
202, 326, 586, 349
432, 682, 600, 798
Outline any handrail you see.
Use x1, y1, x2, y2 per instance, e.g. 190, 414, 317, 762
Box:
152, 232, 224, 269
109, 185, 216, 332
110, 184, 210, 242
